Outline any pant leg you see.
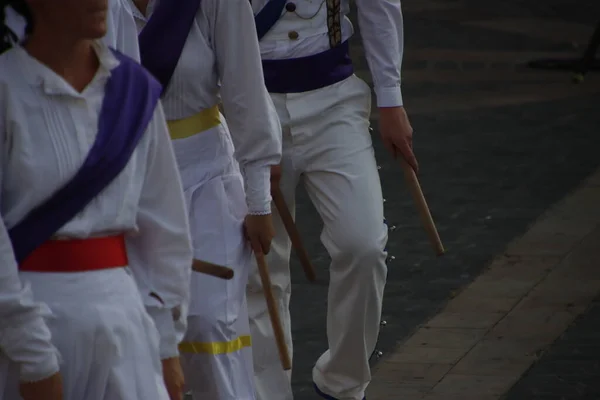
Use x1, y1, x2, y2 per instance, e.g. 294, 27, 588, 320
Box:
247, 100, 299, 400
176, 136, 256, 399
296, 75, 388, 400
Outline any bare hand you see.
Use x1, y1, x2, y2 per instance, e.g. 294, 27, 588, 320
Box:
244, 214, 275, 255
270, 164, 282, 195
162, 357, 184, 400
20, 372, 63, 400
378, 106, 419, 172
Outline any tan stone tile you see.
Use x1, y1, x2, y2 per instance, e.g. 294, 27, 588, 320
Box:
488, 306, 579, 344
516, 272, 600, 310
450, 336, 539, 376
550, 227, 600, 281
444, 292, 519, 314
480, 255, 557, 283
505, 228, 587, 257
402, 328, 486, 350
431, 374, 519, 395
387, 346, 467, 364
374, 363, 452, 384
555, 187, 600, 222
425, 311, 504, 329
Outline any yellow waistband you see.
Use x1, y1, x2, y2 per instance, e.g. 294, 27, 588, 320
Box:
179, 335, 251, 355
167, 105, 221, 140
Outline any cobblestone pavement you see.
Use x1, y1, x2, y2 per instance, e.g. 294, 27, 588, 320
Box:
366, 170, 600, 399
287, 0, 600, 398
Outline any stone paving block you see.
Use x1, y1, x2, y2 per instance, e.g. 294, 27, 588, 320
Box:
425, 311, 505, 329
488, 307, 580, 344
402, 327, 486, 350
480, 255, 558, 283
372, 362, 452, 384
516, 276, 600, 310
431, 374, 519, 396
386, 346, 467, 365
451, 337, 539, 376
444, 292, 520, 314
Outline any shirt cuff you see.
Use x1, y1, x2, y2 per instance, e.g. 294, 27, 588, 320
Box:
375, 85, 404, 108
145, 306, 180, 360
243, 164, 272, 215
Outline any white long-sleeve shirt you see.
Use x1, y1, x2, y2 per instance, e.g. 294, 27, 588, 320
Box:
251, 0, 405, 107
104, 0, 141, 61
0, 42, 192, 380
128, 0, 282, 215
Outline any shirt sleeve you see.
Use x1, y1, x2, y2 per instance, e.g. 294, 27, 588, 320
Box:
0, 84, 61, 383
125, 104, 193, 360
210, 0, 282, 215
354, 0, 405, 107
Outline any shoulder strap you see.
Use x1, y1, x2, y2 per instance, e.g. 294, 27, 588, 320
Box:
139, 0, 202, 92
254, 0, 287, 40
9, 51, 162, 263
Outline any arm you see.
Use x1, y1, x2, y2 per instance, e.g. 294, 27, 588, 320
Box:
354, 0, 404, 107
212, 0, 282, 215
125, 104, 193, 360
0, 89, 60, 383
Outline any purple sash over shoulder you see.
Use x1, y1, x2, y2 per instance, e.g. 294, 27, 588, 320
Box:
138, 0, 202, 92
8, 50, 162, 263
262, 41, 353, 93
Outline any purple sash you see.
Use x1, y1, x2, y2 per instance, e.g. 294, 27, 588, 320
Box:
138, 0, 202, 92
261, 41, 353, 93
8, 50, 162, 264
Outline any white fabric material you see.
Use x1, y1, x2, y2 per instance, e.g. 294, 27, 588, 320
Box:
1, 269, 170, 400
0, 42, 192, 383
128, 0, 282, 215
250, 0, 405, 107
104, 0, 141, 61
247, 75, 389, 400
174, 127, 255, 399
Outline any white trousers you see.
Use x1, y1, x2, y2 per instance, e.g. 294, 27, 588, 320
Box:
172, 124, 255, 400
0, 269, 169, 400
247, 75, 389, 400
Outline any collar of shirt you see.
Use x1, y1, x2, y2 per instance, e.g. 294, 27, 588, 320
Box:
14, 41, 119, 98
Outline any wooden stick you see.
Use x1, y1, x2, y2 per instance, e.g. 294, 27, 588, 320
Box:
254, 252, 292, 370
191, 259, 234, 280
272, 187, 317, 282
399, 159, 445, 256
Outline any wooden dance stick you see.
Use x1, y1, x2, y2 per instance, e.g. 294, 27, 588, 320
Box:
272, 187, 317, 282
399, 158, 445, 256
191, 259, 235, 280
254, 252, 292, 370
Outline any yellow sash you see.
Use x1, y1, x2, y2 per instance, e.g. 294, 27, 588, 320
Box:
167, 105, 220, 140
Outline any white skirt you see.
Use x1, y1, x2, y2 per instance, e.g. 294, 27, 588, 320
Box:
0, 268, 169, 400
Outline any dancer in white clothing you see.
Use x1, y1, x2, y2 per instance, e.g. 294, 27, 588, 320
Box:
131, 0, 282, 398
247, 1, 418, 399
0, 1, 192, 399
